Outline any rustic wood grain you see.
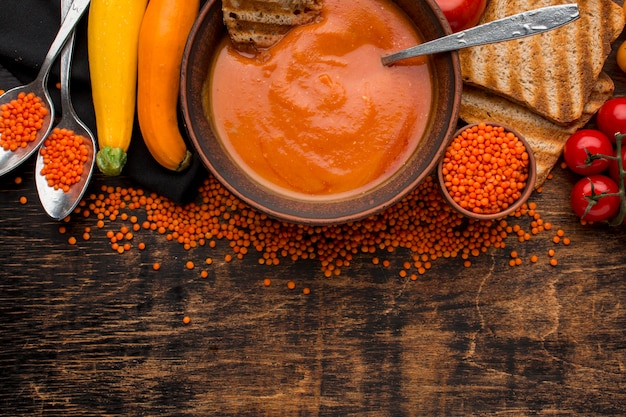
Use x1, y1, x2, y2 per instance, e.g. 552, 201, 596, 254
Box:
2, 14, 626, 417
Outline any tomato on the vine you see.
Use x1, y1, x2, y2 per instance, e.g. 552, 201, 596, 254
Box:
434, 0, 487, 33
563, 129, 613, 175
596, 97, 626, 143
608, 144, 626, 184
570, 175, 621, 222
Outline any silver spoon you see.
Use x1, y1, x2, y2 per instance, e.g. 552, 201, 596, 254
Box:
0, 0, 91, 176
381, 3, 580, 66
35, 0, 96, 221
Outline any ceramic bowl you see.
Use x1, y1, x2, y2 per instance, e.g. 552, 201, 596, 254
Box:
180, 0, 462, 225
437, 122, 537, 221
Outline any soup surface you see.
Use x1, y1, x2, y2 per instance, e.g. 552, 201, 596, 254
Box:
207, 0, 433, 199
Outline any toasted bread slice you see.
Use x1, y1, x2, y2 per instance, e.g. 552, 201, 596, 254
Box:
459, 72, 615, 187
222, 0, 323, 52
459, 0, 624, 125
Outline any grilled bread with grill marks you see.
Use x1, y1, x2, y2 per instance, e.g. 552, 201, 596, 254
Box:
459, 0, 624, 126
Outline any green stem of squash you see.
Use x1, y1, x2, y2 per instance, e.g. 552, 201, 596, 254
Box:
96, 146, 127, 176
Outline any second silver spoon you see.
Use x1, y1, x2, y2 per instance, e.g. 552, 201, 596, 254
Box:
35, 0, 96, 221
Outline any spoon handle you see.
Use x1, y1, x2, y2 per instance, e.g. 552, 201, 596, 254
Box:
59, 0, 77, 115
36, 0, 91, 84
381, 3, 580, 66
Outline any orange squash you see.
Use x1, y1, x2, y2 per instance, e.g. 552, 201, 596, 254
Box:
137, 0, 199, 171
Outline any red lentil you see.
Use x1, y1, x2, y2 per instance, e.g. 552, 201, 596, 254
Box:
0, 92, 48, 151
19, 196, 27, 205
182, 316, 191, 325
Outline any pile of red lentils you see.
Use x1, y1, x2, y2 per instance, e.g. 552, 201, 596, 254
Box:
39, 127, 90, 192
441, 123, 531, 215
0, 91, 48, 151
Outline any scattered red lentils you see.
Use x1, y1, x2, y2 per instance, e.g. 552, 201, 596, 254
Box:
185, 260, 195, 270
18, 196, 27, 205
152, 262, 161, 271
263, 278, 271, 287
14, 176, 22, 185
287, 281, 296, 290
0, 92, 48, 151
441, 123, 530, 215
182, 316, 191, 325
54, 167, 567, 280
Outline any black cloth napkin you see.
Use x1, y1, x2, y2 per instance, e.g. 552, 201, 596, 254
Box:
0, 0, 208, 204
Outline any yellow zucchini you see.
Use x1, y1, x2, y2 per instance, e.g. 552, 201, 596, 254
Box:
137, 0, 198, 172
88, 0, 148, 176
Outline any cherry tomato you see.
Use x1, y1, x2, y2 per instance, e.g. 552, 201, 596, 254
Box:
608, 144, 626, 184
570, 175, 621, 222
563, 129, 613, 175
435, 0, 487, 33
596, 97, 626, 143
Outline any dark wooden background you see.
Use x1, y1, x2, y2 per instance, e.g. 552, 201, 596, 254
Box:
2, 10, 626, 417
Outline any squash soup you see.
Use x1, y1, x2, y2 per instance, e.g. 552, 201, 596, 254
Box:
206, 0, 433, 199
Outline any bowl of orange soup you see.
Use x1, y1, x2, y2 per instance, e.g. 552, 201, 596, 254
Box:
181, 0, 462, 225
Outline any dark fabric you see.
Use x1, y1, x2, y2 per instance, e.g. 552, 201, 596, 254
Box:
0, 1, 207, 204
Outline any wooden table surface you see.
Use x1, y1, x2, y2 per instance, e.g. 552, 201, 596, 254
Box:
3, 17, 626, 417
